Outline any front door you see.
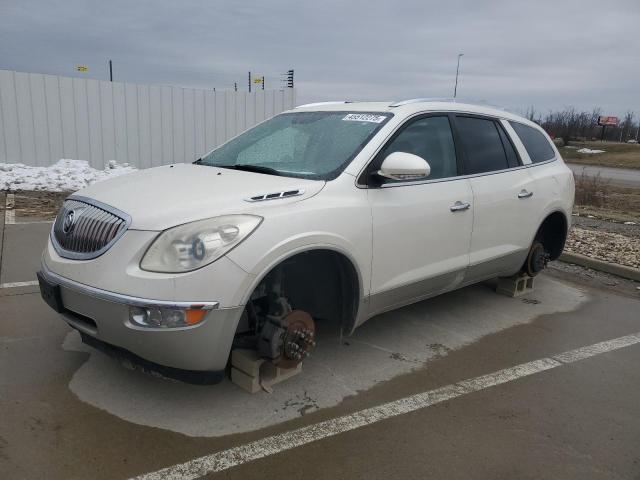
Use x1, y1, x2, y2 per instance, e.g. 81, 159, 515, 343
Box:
367, 114, 473, 316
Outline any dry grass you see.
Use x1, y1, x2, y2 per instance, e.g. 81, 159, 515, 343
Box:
561, 140, 640, 169
574, 171, 609, 207
12, 191, 68, 220
573, 171, 640, 222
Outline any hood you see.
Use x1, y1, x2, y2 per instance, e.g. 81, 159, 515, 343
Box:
75, 163, 325, 230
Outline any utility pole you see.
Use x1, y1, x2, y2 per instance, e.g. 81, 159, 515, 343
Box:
261, 76, 265, 90
453, 53, 463, 99
234, 82, 237, 92
248, 71, 251, 93
108, 59, 113, 82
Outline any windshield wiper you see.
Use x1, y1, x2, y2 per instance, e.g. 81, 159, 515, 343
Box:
214, 164, 282, 176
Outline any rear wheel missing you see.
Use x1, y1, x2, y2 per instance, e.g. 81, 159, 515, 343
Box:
524, 241, 550, 277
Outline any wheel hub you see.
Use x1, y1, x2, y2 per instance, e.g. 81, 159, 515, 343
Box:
526, 242, 550, 276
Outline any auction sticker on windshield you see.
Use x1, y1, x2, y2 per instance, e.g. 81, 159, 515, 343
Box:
342, 113, 387, 123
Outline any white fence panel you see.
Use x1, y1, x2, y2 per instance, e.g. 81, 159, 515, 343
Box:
0, 69, 296, 168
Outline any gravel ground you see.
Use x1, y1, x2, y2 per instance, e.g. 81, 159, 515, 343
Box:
565, 227, 640, 269
571, 214, 640, 238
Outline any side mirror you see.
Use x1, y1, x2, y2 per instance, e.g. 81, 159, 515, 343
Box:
376, 152, 431, 181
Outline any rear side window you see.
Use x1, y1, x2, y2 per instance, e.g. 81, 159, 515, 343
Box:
455, 116, 509, 174
509, 122, 555, 163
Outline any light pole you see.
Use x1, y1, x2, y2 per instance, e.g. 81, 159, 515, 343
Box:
453, 53, 464, 99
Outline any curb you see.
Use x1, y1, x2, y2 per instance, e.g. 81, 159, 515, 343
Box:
559, 252, 640, 282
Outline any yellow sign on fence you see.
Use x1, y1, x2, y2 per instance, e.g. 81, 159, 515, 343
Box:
75, 65, 88, 72
253, 77, 264, 84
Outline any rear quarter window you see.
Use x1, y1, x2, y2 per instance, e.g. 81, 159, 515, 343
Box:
509, 122, 556, 163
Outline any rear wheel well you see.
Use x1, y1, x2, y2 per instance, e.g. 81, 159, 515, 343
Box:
534, 211, 568, 261
238, 249, 360, 337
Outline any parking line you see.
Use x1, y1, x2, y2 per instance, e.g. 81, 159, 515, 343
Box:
4, 193, 15, 224
0, 280, 39, 289
131, 331, 640, 480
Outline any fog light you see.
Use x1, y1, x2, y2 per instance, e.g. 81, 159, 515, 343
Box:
129, 306, 208, 328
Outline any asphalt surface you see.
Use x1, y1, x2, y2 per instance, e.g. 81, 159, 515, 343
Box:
567, 163, 640, 187
2, 219, 640, 480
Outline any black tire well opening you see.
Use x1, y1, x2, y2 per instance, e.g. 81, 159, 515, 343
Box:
535, 211, 568, 261
247, 250, 360, 333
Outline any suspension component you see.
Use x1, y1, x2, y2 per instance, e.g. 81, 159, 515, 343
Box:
258, 309, 316, 368
525, 241, 550, 277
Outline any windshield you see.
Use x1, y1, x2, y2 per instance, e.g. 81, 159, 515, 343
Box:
198, 111, 392, 180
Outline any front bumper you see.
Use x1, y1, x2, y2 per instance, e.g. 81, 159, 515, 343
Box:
39, 265, 245, 375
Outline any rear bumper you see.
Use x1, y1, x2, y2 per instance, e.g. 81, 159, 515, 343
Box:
38, 265, 244, 375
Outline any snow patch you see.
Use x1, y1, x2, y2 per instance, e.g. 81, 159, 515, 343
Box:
0, 159, 136, 192
576, 148, 605, 154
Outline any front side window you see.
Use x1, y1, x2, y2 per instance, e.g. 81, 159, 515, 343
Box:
509, 121, 556, 163
455, 116, 510, 174
376, 116, 458, 181
199, 111, 392, 180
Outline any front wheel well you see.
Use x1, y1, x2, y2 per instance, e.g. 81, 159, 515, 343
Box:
239, 249, 360, 337
534, 211, 568, 261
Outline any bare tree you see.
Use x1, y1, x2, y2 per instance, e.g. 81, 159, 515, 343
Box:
620, 111, 635, 141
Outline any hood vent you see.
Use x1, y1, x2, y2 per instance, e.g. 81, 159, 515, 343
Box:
245, 189, 305, 202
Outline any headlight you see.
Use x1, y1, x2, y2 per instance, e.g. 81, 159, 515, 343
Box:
140, 215, 262, 273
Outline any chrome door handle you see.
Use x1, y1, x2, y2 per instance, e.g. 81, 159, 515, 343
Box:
518, 190, 534, 199
450, 201, 471, 212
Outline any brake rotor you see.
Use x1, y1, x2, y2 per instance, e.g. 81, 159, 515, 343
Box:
526, 241, 550, 277
276, 310, 316, 368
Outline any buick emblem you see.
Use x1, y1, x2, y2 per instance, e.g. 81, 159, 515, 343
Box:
62, 210, 77, 234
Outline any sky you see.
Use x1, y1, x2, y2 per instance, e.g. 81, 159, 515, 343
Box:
1, 0, 639, 117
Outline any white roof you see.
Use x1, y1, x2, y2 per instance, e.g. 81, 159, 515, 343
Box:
291, 100, 537, 127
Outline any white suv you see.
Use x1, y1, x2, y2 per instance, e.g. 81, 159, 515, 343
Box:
38, 100, 574, 383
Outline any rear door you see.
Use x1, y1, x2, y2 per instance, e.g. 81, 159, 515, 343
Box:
366, 114, 473, 315
452, 115, 538, 283
507, 119, 570, 219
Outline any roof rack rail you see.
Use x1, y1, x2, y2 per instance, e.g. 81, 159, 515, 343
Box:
389, 98, 455, 107
295, 101, 349, 108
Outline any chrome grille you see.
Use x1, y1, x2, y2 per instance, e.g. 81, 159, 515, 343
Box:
52, 197, 131, 260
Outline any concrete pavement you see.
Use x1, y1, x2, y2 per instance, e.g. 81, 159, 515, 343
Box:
1, 221, 640, 479
0, 193, 51, 287
0, 222, 50, 285
568, 163, 640, 187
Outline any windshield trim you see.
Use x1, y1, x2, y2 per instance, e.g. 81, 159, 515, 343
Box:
196, 111, 394, 181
